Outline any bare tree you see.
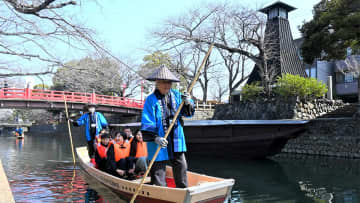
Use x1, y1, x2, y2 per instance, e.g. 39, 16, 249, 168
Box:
0, 77, 26, 88
153, 2, 266, 96
257, 21, 280, 97
211, 77, 229, 102
52, 57, 141, 97
0, 0, 113, 78
218, 50, 250, 95
172, 43, 221, 102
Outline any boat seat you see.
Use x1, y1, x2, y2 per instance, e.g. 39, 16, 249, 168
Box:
197, 181, 209, 186
132, 176, 151, 184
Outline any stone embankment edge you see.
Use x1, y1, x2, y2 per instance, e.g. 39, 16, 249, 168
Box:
0, 159, 15, 203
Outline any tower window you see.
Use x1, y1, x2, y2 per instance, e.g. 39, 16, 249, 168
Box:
269, 8, 278, 19
279, 8, 287, 19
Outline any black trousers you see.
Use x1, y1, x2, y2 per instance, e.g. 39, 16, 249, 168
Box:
87, 140, 96, 158
87, 130, 97, 158
150, 152, 188, 188
117, 157, 135, 171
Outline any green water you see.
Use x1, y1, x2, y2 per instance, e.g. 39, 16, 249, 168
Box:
0, 130, 359, 202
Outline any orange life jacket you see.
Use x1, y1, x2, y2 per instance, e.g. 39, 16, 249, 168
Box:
128, 137, 134, 143
97, 144, 110, 159
135, 141, 148, 158
113, 141, 130, 162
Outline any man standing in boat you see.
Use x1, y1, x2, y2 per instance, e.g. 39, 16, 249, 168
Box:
70, 103, 108, 164
141, 65, 194, 188
14, 126, 23, 137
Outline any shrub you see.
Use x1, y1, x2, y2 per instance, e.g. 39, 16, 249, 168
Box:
241, 82, 264, 101
274, 74, 328, 100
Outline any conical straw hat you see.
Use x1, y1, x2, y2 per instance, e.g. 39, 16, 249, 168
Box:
145, 65, 180, 82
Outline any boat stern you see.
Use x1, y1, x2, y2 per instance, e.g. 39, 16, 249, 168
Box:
186, 179, 234, 203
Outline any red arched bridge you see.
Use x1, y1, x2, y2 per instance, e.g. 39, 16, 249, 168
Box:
0, 88, 143, 115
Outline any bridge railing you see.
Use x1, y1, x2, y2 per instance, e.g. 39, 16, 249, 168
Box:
0, 88, 144, 109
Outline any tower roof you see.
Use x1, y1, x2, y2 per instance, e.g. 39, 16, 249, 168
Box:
259, 1, 296, 14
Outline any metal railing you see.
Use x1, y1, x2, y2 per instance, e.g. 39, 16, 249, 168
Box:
0, 88, 144, 109
194, 101, 216, 110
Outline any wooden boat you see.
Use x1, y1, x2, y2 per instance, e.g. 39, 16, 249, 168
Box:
76, 147, 234, 203
110, 119, 309, 159
15, 132, 24, 139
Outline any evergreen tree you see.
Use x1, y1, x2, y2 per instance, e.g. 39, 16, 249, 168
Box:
300, 0, 360, 64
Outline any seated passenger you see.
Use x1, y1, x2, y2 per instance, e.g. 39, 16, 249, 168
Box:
98, 129, 109, 145
94, 133, 113, 172
123, 127, 134, 143
130, 129, 148, 175
113, 132, 135, 179
95, 133, 127, 177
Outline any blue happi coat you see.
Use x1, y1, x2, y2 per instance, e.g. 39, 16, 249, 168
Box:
76, 112, 108, 141
141, 89, 194, 161
15, 128, 23, 135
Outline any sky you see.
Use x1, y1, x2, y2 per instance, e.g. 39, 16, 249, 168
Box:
23, 0, 320, 98
77, 0, 318, 60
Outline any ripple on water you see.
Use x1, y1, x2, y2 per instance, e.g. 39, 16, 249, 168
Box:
10, 164, 88, 202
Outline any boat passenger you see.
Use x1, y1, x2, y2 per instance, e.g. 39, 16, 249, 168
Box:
140, 65, 194, 188
99, 129, 109, 144
130, 129, 148, 175
95, 133, 113, 172
112, 132, 135, 179
14, 126, 23, 137
123, 126, 134, 143
69, 103, 108, 165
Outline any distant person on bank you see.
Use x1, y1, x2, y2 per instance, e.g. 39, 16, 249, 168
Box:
141, 65, 195, 188
130, 129, 148, 175
69, 103, 108, 164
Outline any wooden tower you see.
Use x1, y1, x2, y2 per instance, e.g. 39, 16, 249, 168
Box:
247, 1, 306, 84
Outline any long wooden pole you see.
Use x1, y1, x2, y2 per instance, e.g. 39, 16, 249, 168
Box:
64, 95, 76, 165
130, 44, 214, 203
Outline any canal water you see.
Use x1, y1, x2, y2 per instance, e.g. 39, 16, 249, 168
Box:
1, 130, 359, 203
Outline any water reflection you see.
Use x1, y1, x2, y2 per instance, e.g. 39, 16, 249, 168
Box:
0, 129, 360, 203
188, 156, 313, 202
274, 154, 360, 203
16, 138, 24, 150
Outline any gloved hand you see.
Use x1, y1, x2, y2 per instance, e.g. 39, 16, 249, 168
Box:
155, 136, 168, 148
67, 117, 74, 123
181, 92, 191, 105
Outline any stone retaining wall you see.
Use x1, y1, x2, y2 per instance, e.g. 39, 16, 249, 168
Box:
213, 98, 345, 120
186, 109, 214, 120
282, 118, 360, 158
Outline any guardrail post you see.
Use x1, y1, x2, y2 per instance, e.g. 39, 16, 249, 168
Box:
91, 90, 96, 104
25, 88, 32, 99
